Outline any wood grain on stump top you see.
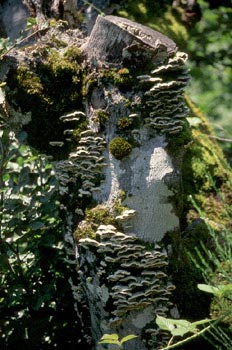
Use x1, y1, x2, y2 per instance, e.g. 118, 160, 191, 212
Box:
84, 15, 177, 67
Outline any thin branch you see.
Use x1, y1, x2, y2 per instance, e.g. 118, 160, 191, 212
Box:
0, 26, 49, 61
83, 0, 105, 15
167, 336, 174, 346
208, 135, 232, 143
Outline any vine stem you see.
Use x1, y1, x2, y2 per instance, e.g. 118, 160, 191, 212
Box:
167, 336, 174, 346
159, 325, 211, 350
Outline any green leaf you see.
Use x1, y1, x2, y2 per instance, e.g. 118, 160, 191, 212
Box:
191, 319, 212, 327
169, 319, 191, 327
98, 333, 119, 345
99, 333, 118, 341
156, 315, 175, 332
16, 156, 24, 167
98, 340, 119, 345
197, 284, 220, 295
26, 17, 37, 30
171, 326, 196, 337
156, 316, 202, 337
120, 334, 138, 344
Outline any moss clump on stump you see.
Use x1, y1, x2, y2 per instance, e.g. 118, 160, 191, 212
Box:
8, 46, 84, 157
109, 137, 132, 160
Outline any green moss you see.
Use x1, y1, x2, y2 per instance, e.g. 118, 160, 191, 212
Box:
117, 117, 132, 130
165, 97, 232, 320
45, 49, 80, 79
109, 137, 132, 160
82, 75, 98, 96
16, 67, 44, 96
51, 36, 68, 48
112, 192, 128, 216
182, 96, 232, 226
96, 109, 110, 127
124, 99, 132, 108
74, 205, 116, 240
113, 201, 126, 217
167, 120, 192, 151
85, 205, 116, 227
8, 46, 85, 157
163, 226, 211, 320
118, 190, 126, 202
100, 67, 135, 89
165, 97, 232, 321
74, 222, 96, 240
63, 47, 81, 62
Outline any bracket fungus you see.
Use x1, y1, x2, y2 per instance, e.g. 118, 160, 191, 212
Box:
78, 223, 174, 342
137, 51, 190, 135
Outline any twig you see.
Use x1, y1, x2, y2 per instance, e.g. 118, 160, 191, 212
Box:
83, 0, 105, 15
0, 26, 49, 61
208, 135, 232, 143
167, 336, 174, 346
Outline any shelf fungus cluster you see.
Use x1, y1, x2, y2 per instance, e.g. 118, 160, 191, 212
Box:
137, 51, 190, 134
54, 112, 107, 197
78, 224, 175, 338
69, 130, 107, 198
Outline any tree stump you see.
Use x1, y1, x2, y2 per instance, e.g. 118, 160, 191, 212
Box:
76, 15, 190, 350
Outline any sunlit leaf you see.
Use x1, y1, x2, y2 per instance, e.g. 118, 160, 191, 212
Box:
99, 333, 119, 341
156, 315, 175, 332
120, 334, 138, 344
198, 284, 220, 295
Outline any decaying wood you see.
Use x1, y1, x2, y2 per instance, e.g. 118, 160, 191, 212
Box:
83, 15, 177, 67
